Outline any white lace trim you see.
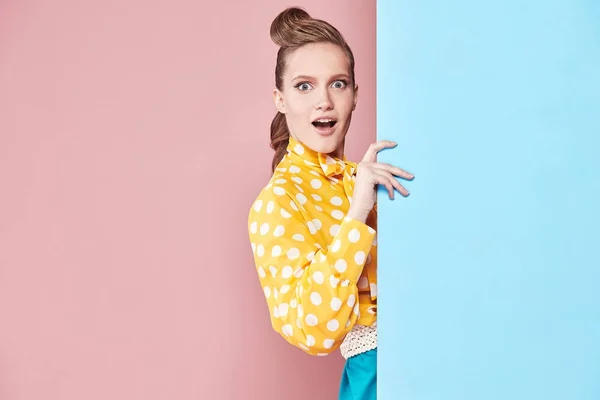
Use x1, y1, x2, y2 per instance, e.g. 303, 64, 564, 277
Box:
340, 321, 377, 359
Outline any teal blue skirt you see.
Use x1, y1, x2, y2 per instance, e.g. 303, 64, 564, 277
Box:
338, 348, 377, 400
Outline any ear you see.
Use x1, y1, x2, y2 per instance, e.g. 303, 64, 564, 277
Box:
273, 88, 286, 114
352, 84, 359, 111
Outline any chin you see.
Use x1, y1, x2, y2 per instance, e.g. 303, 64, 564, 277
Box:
308, 135, 343, 155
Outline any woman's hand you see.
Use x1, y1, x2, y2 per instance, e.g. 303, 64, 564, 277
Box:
346, 140, 414, 223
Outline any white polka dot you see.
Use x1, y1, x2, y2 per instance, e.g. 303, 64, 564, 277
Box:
274, 178, 287, 184
307, 221, 317, 235
282, 324, 293, 336
331, 240, 341, 252
294, 268, 304, 278
279, 303, 289, 317
292, 234, 305, 241
330, 196, 343, 206
331, 210, 344, 220
282, 266, 293, 279
327, 319, 340, 332
334, 259, 347, 273
311, 194, 322, 201
341, 279, 350, 287
290, 298, 297, 308
325, 155, 336, 164
273, 225, 285, 237
330, 276, 340, 288
269, 266, 277, 277
290, 201, 299, 211
320, 253, 327, 262
291, 176, 302, 184
312, 219, 322, 230
273, 305, 280, 318
250, 222, 257, 234
299, 343, 309, 351
348, 228, 360, 243
272, 246, 282, 257
305, 314, 318, 326
355, 251, 366, 265
296, 193, 307, 205
294, 144, 304, 154
310, 179, 322, 189
260, 223, 270, 235
273, 186, 285, 195
324, 338, 335, 349
280, 285, 290, 294
253, 200, 263, 212
258, 266, 266, 278
329, 224, 340, 236
306, 335, 316, 346
330, 297, 342, 311
315, 205, 323, 211
312, 271, 324, 284
257, 245, 265, 257
297, 318, 302, 328
297, 304, 304, 317
287, 248, 300, 260
251, 243, 256, 253
289, 165, 301, 173
310, 292, 322, 305
358, 277, 369, 289
295, 184, 304, 193
353, 303, 360, 316
306, 251, 315, 261
280, 209, 292, 218
370, 283, 378, 296
264, 286, 271, 298
266, 201, 275, 213
347, 294, 356, 307
346, 320, 352, 328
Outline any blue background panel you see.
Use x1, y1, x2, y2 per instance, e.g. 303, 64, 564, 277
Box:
377, 1, 600, 399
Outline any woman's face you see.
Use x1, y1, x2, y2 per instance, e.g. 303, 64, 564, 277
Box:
273, 42, 358, 158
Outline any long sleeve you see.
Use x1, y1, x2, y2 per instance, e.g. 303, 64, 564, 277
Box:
248, 188, 376, 356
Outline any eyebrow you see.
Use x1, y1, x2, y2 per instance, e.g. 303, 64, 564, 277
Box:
291, 74, 351, 82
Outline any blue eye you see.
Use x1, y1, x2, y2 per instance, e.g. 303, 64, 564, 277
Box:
332, 80, 347, 89
295, 82, 312, 91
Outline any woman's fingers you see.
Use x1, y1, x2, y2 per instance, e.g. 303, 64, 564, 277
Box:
361, 140, 397, 163
373, 169, 410, 198
372, 162, 415, 181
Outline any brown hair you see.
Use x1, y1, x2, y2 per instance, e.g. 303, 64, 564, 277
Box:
269, 7, 357, 172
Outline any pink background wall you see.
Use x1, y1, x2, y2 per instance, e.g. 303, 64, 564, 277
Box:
0, 1, 375, 399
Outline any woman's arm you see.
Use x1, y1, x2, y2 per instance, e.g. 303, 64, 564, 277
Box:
248, 188, 376, 355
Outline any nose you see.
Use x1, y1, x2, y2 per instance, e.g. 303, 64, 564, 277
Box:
315, 89, 333, 111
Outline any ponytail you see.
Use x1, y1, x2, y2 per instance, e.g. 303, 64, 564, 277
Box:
270, 111, 289, 172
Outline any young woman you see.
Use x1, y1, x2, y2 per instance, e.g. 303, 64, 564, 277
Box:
248, 7, 414, 400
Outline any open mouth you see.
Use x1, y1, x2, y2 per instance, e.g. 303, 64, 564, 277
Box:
312, 118, 337, 129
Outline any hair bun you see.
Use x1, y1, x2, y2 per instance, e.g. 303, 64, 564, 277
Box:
270, 7, 311, 47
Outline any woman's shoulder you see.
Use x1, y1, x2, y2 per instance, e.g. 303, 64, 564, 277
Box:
248, 166, 311, 222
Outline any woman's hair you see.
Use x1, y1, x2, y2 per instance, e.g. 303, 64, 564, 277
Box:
269, 7, 356, 172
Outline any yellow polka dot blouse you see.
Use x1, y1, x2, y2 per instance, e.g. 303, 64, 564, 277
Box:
248, 136, 378, 356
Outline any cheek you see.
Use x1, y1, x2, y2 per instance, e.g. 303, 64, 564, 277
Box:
285, 95, 312, 118
337, 93, 355, 113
